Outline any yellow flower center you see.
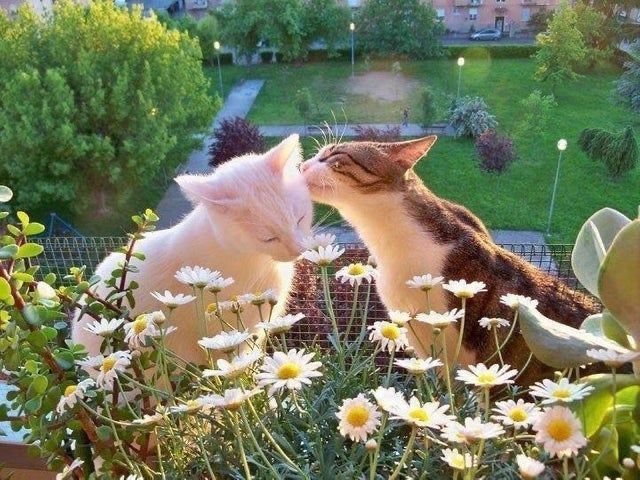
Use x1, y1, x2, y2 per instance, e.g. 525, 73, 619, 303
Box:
451, 454, 466, 470
277, 362, 301, 380
64, 385, 78, 397
381, 323, 400, 340
206, 303, 217, 314
347, 263, 366, 276
133, 316, 148, 334
408, 407, 430, 423
547, 419, 573, 442
508, 408, 528, 423
553, 388, 572, 400
346, 405, 370, 427
477, 372, 497, 385
101, 357, 117, 373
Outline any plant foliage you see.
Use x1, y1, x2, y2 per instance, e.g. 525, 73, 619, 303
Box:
475, 130, 518, 173
578, 126, 639, 178
208, 117, 267, 167
448, 96, 498, 138
616, 39, 640, 114
352, 125, 402, 142
420, 86, 438, 128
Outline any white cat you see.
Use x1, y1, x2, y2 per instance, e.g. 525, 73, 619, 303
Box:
72, 134, 313, 364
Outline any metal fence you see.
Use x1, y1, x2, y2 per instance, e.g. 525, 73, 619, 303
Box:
32, 237, 581, 346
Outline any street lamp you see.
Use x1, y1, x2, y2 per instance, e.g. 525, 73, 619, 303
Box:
350, 22, 355, 78
456, 57, 465, 99
214, 40, 224, 98
546, 139, 568, 236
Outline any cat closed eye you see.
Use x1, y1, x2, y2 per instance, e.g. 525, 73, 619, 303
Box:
262, 236, 279, 243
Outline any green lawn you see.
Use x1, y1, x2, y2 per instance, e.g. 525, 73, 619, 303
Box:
245, 57, 639, 244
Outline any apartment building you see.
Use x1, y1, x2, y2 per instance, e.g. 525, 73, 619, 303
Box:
0, 0, 52, 16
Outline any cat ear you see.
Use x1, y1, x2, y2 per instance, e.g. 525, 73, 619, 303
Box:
266, 134, 302, 174
380, 136, 438, 170
175, 174, 236, 207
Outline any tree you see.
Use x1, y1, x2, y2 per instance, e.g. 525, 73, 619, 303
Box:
262, 0, 306, 62
302, 0, 350, 58
356, 0, 443, 59
196, 15, 222, 66
528, 9, 553, 32
573, 3, 615, 68
617, 40, 640, 114
209, 117, 266, 167
0, 1, 217, 215
514, 90, 556, 152
295, 88, 313, 125
578, 126, 639, 178
420, 86, 438, 127
218, 0, 264, 64
534, 3, 587, 90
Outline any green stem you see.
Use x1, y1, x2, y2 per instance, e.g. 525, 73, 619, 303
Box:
486, 310, 519, 363
384, 349, 396, 387
196, 436, 217, 480
453, 298, 467, 368
239, 407, 280, 478
102, 397, 142, 476
321, 266, 344, 367
492, 327, 504, 367
389, 427, 417, 480
483, 388, 491, 421
441, 329, 455, 415
231, 414, 252, 479
344, 282, 360, 341
369, 412, 388, 480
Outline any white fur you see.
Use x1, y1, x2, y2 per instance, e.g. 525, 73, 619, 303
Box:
72, 135, 313, 364
303, 147, 476, 364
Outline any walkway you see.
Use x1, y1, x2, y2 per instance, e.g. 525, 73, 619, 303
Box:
155, 80, 265, 229
260, 123, 454, 138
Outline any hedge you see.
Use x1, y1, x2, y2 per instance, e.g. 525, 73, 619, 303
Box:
444, 44, 539, 59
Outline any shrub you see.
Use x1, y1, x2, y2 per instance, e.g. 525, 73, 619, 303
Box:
448, 96, 498, 138
208, 117, 266, 167
352, 125, 402, 142
616, 39, 640, 114
295, 87, 314, 124
514, 90, 557, 152
420, 86, 438, 127
578, 126, 639, 178
475, 129, 518, 173
444, 44, 539, 59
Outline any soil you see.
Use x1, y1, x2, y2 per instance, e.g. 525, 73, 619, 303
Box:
346, 71, 420, 102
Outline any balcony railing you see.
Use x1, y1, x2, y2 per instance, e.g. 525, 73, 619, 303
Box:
454, 0, 483, 6
520, 0, 551, 5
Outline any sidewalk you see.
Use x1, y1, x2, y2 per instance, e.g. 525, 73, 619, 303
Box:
259, 123, 454, 138
155, 80, 265, 229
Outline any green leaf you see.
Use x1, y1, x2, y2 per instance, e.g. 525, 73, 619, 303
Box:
96, 426, 112, 441
17, 243, 44, 258
0, 244, 19, 260
26, 330, 47, 349
11, 272, 34, 283
24, 359, 39, 374
16, 211, 29, 225
22, 304, 42, 326
24, 396, 42, 413
23, 223, 45, 236
54, 351, 75, 370
0, 277, 10, 301
0, 186, 13, 203
31, 375, 48, 395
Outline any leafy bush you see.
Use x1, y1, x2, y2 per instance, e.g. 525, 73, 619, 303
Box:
528, 9, 553, 32
420, 86, 438, 127
448, 96, 498, 138
578, 126, 639, 178
0, 1, 216, 216
208, 117, 266, 167
475, 129, 518, 173
295, 87, 314, 123
353, 125, 402, 142
444, 45, 539, 59
616, 40, 640, 114
514, 90, 557, 152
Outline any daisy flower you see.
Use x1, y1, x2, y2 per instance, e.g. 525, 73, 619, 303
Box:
516, 454, 545, 479
371, 386, 405, 412
56, 379, 95, 414
239, 289, 278, 306
478, 317, 510, 330
256, 349, 322, 395
168, 399, 204, 415
205, 276, 235, 293
256, 312, 305, 335
83, 318, 124, 337
301, 233, 336, 251
443, 279, 487, 298
492, 399, 541, 430
77, 351, 132, 389
336, 394, 382, 442
124, 314, 160, 349
202, 350, 262, 379
533, 406, 587, 458
175, 266, 220, 288
150, 290, 195, 309
406, 274, 444, 291
394, 357, 443, 374
368, 321, 409, 353
148, 310, 167, 326
388, 310, 412, 326
529, 378, 594, 404
216, 296, 248, 313
132, 413, 164, 427
201, 388, 262, 410
441, 448, 476, 471
441, 417, 505, 444
586, 348, 640, 368
389, 396, 452, 429
500, 293, 539, 311
198, 330, 251, 353
300, 244, 345, 266
56, 458, 84, 480
335, 262, 377, 287
455, 363, 518, 388
414, 309, 464, 329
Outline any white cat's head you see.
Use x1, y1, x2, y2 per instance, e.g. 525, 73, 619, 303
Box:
176, 135, 312, 262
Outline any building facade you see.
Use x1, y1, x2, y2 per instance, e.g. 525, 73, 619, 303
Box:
0, 0, 52, 16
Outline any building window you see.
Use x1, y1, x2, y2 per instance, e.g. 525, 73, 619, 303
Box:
469, 7, 478, 19
521, 7, 530, 21
496, 0, 506, 3
436, 8, 445, 19
470, 0, 481, 5
453, 6, 462, 14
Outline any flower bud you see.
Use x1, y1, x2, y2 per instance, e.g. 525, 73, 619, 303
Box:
150, 310, 166, 326
365, 439, 377, 451
367, 255, 377, 268
405, 346, 416, 357
623, 457, 635, 469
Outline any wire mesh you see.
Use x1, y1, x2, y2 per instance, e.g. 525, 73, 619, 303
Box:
32, 237, 581, 347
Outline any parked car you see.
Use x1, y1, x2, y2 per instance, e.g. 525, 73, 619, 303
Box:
470, 28, 502, 41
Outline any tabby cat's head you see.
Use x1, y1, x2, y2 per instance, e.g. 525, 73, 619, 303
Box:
301, 136, 437, 207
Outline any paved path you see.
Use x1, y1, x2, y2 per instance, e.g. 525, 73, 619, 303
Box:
260, 123, 454, 138
155, 80, 265, 229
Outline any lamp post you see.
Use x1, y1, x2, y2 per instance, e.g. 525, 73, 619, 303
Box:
456, 57, 465, 99
350, 22, 355, 78
214, 41, 224, 98
546, 139, 567, 236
